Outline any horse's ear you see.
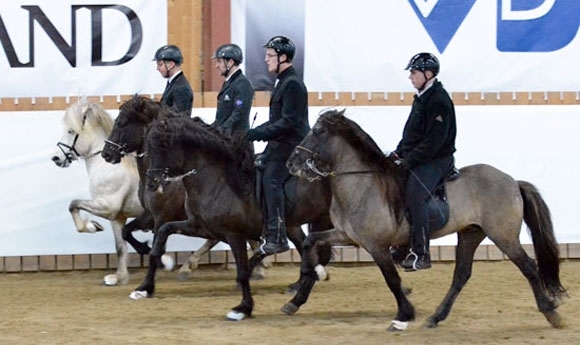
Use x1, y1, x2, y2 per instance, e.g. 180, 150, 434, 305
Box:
339, 108, 346, 116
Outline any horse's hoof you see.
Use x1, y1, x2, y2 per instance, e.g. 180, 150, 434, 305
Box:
89, 221, 104, 232
177, 270, 191, 281
315, 264, 329, 281
387, 320, 408, 332
544, 310, 565, 329
103, 274, 118, 286
226, 310, 248, 321
423, 318, 438, 329
129, 290, 149, 300
161, 254, 175, 271
280, 302, 299, 315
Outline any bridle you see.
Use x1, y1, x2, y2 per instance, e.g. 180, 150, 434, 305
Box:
104, 139, 146, 159
294, 145, 380, 182
56, 114, 101, 164
146, 167, 198, 184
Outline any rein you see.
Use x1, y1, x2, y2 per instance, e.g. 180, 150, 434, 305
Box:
295, 145, 380, 182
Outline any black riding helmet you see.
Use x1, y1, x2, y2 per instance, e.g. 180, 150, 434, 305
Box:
405, 52, 439, 76
263, 35, 296, 61
405, 52, 439, 91
153, 45, 183, 65
212, 44, 243, 64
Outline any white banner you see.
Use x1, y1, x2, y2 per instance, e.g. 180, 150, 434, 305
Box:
0, 0, 167, 97
232, 0, 580, 92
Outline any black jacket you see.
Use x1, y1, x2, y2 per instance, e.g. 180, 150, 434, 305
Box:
212, 69, 254, 134
248, 67, 309, 162
160, 72, 193, 117
395, 80, 456, 169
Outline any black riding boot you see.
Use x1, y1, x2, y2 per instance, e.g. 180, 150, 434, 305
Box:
401, 224, 431, 271
256, 215, 290, 255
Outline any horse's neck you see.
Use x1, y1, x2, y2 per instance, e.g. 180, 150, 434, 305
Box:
136, 155, 149, 182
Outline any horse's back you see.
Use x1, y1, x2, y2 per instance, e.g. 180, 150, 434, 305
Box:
440, 163, 524, 236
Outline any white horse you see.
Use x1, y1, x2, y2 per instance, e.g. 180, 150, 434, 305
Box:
51, 99, 144, 285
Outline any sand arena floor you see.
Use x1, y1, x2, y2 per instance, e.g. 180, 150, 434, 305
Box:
0, 260, 578, 345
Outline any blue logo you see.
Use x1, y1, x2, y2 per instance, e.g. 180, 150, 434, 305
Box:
409, 0, 580, 53
497, 0, 580, 52
408, 0, 477, 53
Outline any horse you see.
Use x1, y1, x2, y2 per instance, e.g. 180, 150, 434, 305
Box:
285, 109, 567, 330
100, 95, 271, 280
51, 98, 145, 285
140, 116, 333, 320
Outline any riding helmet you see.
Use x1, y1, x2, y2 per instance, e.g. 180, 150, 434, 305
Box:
405, 52, 440, 76
263, 36, 296, 61
212, 44, 243, 64
153, 45, 183, 65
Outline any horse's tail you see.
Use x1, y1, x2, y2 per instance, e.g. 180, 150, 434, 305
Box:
518, 180, 566, 299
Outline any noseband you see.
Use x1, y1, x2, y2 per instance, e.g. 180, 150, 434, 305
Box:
294, 145, 380, 182
104, 139, 146, 159
57, 133, 101, 164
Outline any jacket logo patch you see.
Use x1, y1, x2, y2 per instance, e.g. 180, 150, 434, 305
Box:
224, 95, 230, 101
435, 115, 443, 122
235, 99, 243, 107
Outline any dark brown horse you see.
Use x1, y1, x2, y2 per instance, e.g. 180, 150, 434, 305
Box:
140, 116, 333, 320
101, 95, 271, 279
285, 109, 567, 331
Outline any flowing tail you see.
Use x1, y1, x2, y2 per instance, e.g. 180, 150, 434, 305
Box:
518, 181, 567, 300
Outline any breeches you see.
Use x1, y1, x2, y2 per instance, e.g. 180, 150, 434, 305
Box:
262, 160, 290, 221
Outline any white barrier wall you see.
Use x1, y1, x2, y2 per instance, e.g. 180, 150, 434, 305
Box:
0, 104, 578, 256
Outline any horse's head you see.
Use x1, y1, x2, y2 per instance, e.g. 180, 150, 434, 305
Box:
52, 99, 113, 167
144, 118, 186, 193
102, 95, 162, 164
287, 109, 345, 181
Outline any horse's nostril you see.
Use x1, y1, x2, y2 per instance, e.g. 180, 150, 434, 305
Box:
51, 156, 59, 162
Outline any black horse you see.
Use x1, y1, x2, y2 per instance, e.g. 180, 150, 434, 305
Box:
136, 116, 333, 320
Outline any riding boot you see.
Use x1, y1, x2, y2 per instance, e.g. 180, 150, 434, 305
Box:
256, 214, 289, 255
401, 223, 431, 271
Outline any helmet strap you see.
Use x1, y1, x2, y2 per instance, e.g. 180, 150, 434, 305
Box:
163, 60, 176, 78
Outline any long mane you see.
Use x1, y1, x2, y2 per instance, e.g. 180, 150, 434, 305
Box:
317, 109, 405, 222
118, 95, 168, 124
148, 116, 255, 197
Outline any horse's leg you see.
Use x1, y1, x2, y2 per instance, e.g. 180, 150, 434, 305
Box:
365, 247, 415, 332
225, 236, 254, 321
177, 239, 219, 281
425, 228, 486, 328
490, 235, 563, 328
68, 199, 108, 233
122, 211, 154, 255
103, 219, 130, 286
247, 240, 271, 280
282, 229, 346, 315
130, 220, 193, 299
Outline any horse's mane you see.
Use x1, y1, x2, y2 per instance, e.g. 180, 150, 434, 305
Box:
118, 94, 174, 124
64, 99, 114, 138
317, 109, 406, 222
148, 116, 255, 198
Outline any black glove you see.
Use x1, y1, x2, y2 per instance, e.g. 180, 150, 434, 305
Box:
246, 129, 258, 141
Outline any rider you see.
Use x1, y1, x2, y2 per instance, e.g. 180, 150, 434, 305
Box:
211, 43, 254, 135
153, 44, 194, 117
246, 36, 310, 255
388, 52, 457, 271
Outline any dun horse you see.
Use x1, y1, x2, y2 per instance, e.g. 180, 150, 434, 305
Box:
101, 95, 270, 279
285, 109, 566, 330
140, 116, 333, 320
51, 99, 144, 285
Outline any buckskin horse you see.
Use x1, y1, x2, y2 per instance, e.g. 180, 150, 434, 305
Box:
285, 108, 566, 331
139, 116, 333, 320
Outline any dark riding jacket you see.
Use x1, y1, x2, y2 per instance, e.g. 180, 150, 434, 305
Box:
247, 66, 309, 162
212, 69, 254, 134
160, 72, 193, 117
395, 80, 456, 169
